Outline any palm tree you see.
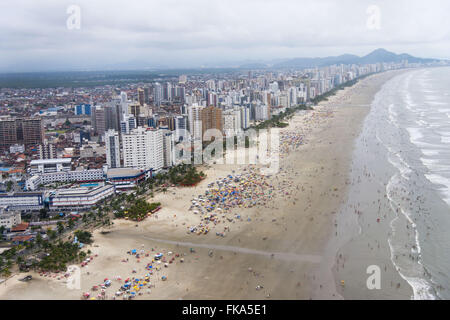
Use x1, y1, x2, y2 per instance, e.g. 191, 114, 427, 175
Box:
36, 233, 43, 248
57, 222, 64, 234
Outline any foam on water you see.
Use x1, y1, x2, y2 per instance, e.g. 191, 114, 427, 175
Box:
420, 149, 440, 157
385, 173, 436, 300
376, 70, 443, 299
442, 136, 450, 144
349, 68, 450, 300
406, 127, 424, 145
424, 174, 450, 206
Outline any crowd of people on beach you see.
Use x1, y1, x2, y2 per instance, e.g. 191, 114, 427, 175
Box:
186, 166, 277, 237
183, 108, 337, 238
80, 246, 186, 300
35, 107, 340, 299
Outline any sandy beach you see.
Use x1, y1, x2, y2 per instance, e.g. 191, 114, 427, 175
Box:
0, 70, 414, 300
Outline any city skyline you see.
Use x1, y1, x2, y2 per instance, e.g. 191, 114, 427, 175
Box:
2, 0, 450, 304
1, 0, 450, 72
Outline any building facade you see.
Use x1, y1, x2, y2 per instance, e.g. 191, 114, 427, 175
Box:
0, 192, 44, 211
48, 185, 115, 210
122, 127, 164, 171
105, 130, 120, 169
0, 210, 22, 230
201, 106, 223, 139
0, 118, 44, 150
29, 158, 72, 174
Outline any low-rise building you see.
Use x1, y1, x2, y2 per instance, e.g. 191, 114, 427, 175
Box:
9, 144, 25, 154
0, 210, 21, 230
29, 158, 72, 174
106, 168, 152, 190
0, 192, 44, 211
26, 169, 105, 190
48, 185, 115, 210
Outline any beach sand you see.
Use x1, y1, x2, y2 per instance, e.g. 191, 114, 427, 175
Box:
0, 70, 413, 300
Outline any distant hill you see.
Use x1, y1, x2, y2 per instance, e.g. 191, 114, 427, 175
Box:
272, 48, 440, 68
239, 62, 269, 69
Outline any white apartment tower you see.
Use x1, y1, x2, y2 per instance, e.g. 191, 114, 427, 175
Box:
120, 92, 129, 118
122, 127, 164, 171
188, 104, 203, 141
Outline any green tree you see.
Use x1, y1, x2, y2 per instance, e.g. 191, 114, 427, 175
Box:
5, 180, 13, 192
36, 233, 43, 247
39, 208, 49, 219
57, 222, 64, 234
74, 230, 93, 244
47, 229, 57, 240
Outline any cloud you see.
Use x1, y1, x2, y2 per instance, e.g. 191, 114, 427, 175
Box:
0, 0, 449, 71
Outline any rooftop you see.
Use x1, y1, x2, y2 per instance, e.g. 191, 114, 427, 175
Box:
0, 191, 43, 197
30, 158, 72, 165
52, 185, 114, 198
12, 235, 34, 242
107, 168, 147, 178
11, 223, 29, 232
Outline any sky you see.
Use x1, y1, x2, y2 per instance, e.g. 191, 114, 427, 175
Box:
1, 0, 450, 72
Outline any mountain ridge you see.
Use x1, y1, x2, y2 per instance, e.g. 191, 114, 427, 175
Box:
239, 49, 442, 69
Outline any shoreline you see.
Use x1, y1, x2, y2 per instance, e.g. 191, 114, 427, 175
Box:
0, 70, 414, 300
317, 69, 415, 300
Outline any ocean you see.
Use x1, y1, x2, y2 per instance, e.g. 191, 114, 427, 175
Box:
347, 67, 450, 299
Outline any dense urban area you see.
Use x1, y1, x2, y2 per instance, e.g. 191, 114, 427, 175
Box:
0, 57, 444, 278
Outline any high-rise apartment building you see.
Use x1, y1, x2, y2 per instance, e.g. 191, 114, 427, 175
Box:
0, 118, 43, 150
129, 104, 141, 118
153, 83, 162, 106
163, 82, 172, 102
23, 118, 44, 146
105, 130, 120, 169
201, 106, 223, 139
161, 129, 174, 168
74, 104, 92, 115
144, 87, 151, 104
138, 88, 145, 106
174, 115, 188, 142
0, 119, 18, 150
188, 104, 203, 141
92, 106, 106, 137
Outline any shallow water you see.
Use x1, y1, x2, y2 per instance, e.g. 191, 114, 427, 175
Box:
347, 67, 450, 299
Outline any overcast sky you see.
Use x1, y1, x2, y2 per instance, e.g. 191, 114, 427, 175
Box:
1, 0, 450, 72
